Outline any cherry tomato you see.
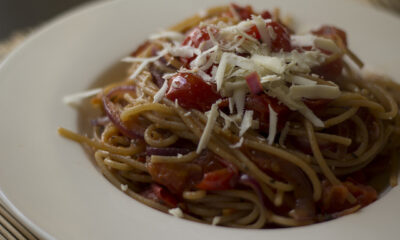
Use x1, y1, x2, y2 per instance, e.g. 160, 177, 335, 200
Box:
246, 21, 291, 52
311, 58, 343, 80
245, 94, 290, 133
182, 27, 210, 48
312, 25, 347, 46
261, 10, 272, 20
231, 3, 254, 20
151, 184, 179, 208
166, 73, 221, 112
147, 162, 203, 194
196, 168, 237, 191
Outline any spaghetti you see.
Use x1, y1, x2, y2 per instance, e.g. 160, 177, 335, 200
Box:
59, 3, 400, 228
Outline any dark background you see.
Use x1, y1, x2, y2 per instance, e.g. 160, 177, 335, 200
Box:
0, 0, 95, 40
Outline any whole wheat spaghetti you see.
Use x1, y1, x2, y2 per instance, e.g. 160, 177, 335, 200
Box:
59, 3, 400, 228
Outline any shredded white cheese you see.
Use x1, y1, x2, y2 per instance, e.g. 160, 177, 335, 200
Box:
230, 137, 244, 148
239, 110, 253, 136
153, 80, 169, 103
149, 31, 185, 41
267, 105, 278, 145
212, 216, 222, 226
253, 15, 271, 45
168, 208, 184, 218
196, 101, 220, 153
184, 111, 192, 116
62, 88, 102, 106
120, 184, 128, 192
251, 54, 286, 74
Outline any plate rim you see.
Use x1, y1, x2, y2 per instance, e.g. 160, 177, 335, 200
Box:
0, 0, 399, 239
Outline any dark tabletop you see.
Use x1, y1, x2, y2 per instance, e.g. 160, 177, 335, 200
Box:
0, 0, 95, 41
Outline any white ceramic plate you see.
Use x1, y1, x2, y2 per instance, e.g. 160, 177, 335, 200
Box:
0, 0, 399, 239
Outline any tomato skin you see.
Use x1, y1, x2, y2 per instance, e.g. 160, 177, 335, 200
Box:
311, 58, 343, 80
245, 94, 290, 133
196, 168, 237, 191
166, 73, 221, 112
312, 25, 347, 46
151, 184, 179, 208
320, 180, 377, 214
147, 162, 203, 194
261, 10, 272, 20
182, 27, 210, 48
231, 3, 254, 20
246, 21, 291, 52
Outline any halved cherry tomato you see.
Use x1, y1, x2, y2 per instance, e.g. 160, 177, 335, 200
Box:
151, 184, 179, 208
166, 73, 221, 112
261, 10, 272, 20
245, 94, 290, 132
311, 58, 343, 80
196, 168, 237, 191
231, 3, 254, 20
147, 162, 203, 194
312, 25, 347, 46
246, 21, 291, 52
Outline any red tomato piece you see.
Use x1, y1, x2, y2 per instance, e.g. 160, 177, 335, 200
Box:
303, 98, 331, 111
246, 21, 291, 52
196, 168, 237, 191
245, 94, 290, 132
231, 3, 254, 20
151, 184, 179, 208
311, 58, 343, 80
320, 180, 377, 214
312, 25, 347, 46
261, 10, 272, 19
166, 73, 221, 112
147, 162, 203, 194
182, 27, 210, 48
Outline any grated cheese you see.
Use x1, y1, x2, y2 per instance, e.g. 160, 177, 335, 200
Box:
120, 184, 128, 192
233, 88, 246, 116
196, 101, 220, 153
314, 37, 341, 54
230, 137, 244, 148
251, 54, 286, 74
253, 15, 271, 45
212, 216, 222, 226
290, 75, 317, 85
62, 88, 102, 106
149, 31, 185, 41
168, 208, 184, 218
267, 105, 278, 145
153, 79, 169, 103
239, 110, 253, 136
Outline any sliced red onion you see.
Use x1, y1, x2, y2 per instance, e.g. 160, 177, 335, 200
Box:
245, 72, 263, 95
149, 65, 165, 88
239, 174, 269, 207
102, 85, 145, 139
146, 146, 192, 156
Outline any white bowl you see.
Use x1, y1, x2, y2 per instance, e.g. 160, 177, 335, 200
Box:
0, 0, 399, 239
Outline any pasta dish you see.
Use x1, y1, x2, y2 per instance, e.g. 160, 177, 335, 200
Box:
59, 3, 400, 228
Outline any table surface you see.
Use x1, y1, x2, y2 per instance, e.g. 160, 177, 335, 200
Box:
0, 0, 94, 41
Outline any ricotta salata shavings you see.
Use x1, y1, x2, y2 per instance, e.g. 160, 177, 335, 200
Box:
239, 110, 254, 136
62, 88, 102, 106
168, 208, 184, 218
230, 137, 244, 148
149, 31, 185, 41
196, 100, 221, 154
267, 105, 278, 145
153, 79, 169, 103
